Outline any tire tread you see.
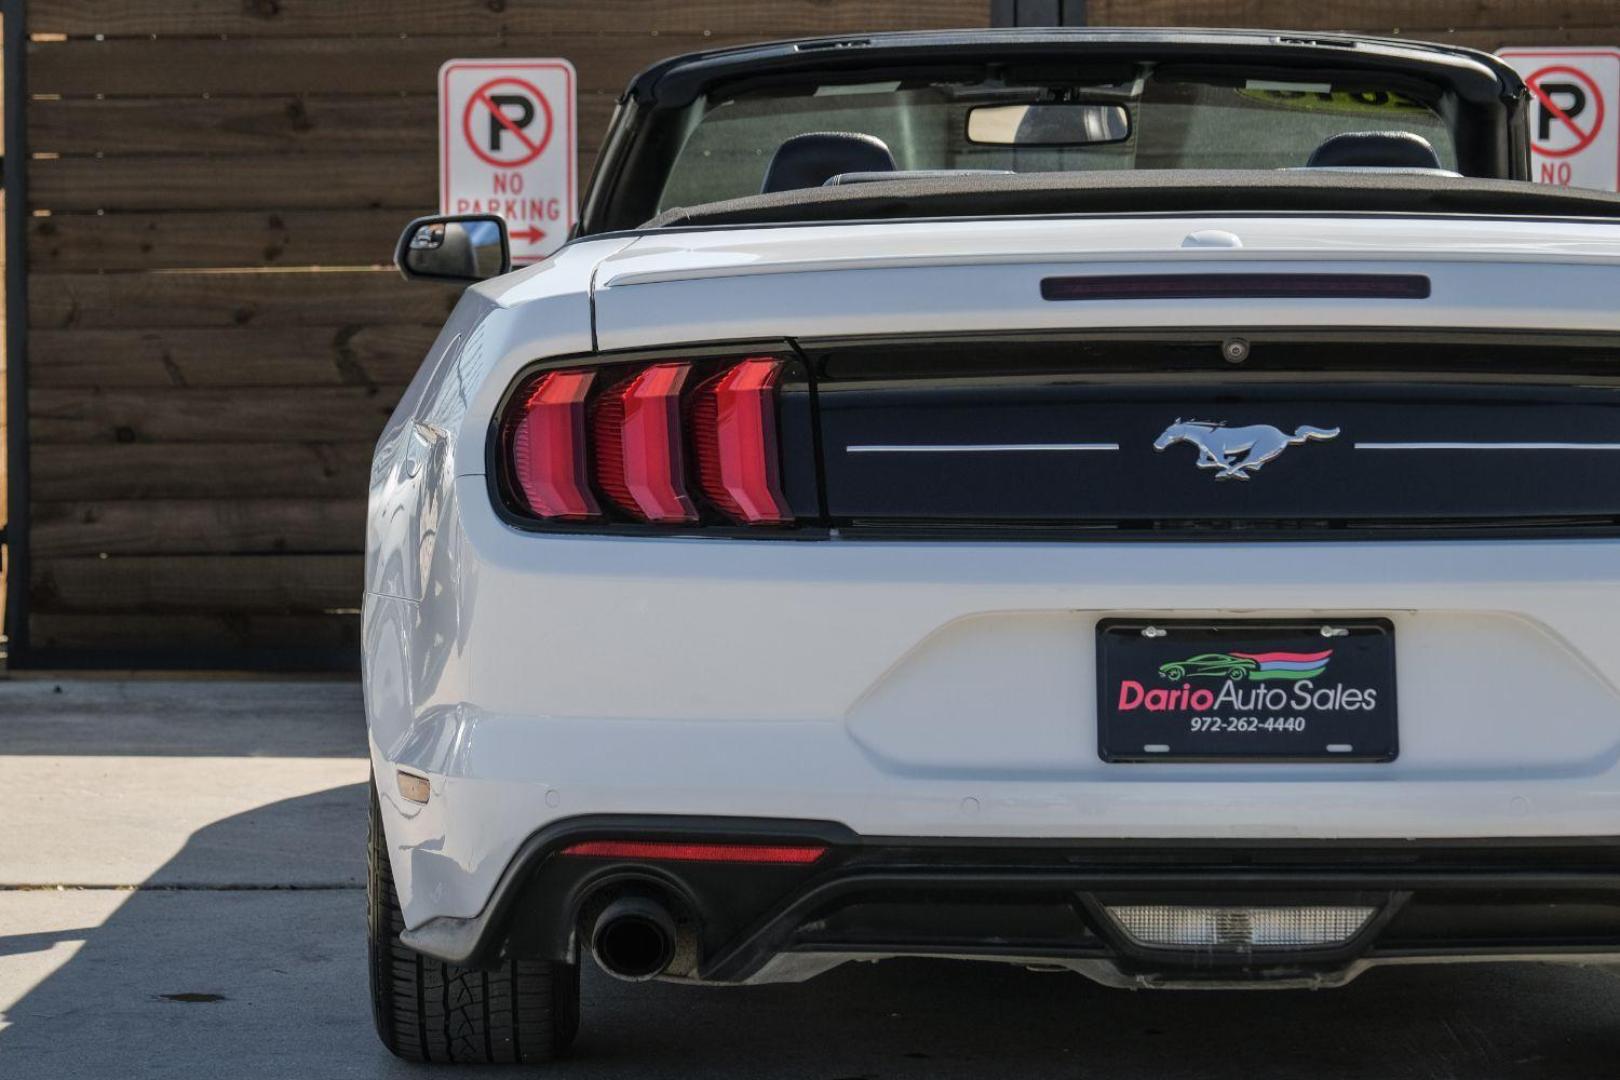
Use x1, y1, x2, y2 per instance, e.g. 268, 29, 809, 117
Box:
367, 778, 577, 1064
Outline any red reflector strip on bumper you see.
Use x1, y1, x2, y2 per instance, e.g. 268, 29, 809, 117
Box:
558, 840, 826, 864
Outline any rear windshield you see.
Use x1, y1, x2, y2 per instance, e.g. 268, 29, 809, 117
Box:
657, 69, 1458, 210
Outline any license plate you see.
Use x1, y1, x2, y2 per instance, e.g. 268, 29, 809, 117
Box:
1096, 619, 1397, 763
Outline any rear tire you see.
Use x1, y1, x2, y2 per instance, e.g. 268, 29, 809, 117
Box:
368, 776, 579, 1064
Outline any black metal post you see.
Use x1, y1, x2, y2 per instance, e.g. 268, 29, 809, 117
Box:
991, 0, 1087, 25
3, 0, 29, 663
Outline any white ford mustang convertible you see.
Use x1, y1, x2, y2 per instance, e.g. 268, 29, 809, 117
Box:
365, 27, 1620, 1064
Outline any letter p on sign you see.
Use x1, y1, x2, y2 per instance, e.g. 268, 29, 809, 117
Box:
1499, 48, 1620, 191
440, 59, 577, 263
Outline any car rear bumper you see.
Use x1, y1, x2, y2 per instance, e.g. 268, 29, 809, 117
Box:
363, 484, 1620, 930
367, 697, 1620, 930
398, 815, 1620, 987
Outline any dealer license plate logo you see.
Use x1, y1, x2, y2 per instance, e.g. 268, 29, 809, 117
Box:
1097, 620, 1397, 762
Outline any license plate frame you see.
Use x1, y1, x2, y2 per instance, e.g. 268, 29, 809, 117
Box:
1096, 618, 1397, 763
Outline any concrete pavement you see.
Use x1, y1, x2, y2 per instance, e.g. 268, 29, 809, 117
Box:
3, 678, 1620, 1078
0, 679, 367, 887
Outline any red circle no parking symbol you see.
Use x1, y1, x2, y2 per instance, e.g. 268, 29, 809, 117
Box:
1526, 64, 1605, 157
461, 76, 554, 167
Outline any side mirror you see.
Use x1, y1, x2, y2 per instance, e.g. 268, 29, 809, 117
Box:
395, 214, 511, 284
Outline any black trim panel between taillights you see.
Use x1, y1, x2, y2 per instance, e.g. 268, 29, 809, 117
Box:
802, 327, 1620, 541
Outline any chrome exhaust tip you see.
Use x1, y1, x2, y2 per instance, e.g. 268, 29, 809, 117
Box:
590, 895, 678, 981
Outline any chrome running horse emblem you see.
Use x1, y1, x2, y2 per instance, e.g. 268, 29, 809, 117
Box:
1153, 419, 1340, 480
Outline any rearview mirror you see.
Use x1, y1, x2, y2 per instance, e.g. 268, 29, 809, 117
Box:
965, 103, 1131, 147
395, 214, 511, 284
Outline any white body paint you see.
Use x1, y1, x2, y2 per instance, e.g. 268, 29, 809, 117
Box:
364, 215, 1620, 968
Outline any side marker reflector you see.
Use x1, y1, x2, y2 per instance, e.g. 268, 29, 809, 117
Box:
396, 771, 431, 805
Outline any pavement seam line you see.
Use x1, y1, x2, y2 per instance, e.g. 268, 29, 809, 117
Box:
0, 883, 365, 892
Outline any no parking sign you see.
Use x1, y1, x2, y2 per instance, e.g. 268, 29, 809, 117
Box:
1499, 48, 1620, 191
440, 59, 576, 263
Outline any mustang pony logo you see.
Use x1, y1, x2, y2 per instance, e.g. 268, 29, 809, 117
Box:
1158, 650, 1333, 682
1153, 419, 1340, 480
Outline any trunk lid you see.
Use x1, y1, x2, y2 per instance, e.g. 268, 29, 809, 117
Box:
591, 216, 1620, 535
591, 215, 1620, 349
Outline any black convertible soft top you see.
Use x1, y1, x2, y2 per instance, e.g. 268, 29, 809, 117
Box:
643, 170, 1620, 231
626, 28, 1523, 109
580, 28, 1534, 235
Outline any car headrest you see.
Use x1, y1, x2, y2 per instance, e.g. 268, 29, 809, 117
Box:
761, 132, 896, 194
1306, 131, 1442, 170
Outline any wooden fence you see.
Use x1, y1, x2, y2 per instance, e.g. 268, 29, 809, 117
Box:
1087, 2, 1620, 49
8, 0, 991, 666
5, 0, 1620, 667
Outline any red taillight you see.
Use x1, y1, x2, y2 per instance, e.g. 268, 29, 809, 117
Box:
591, 363, 697, 523
690, 358, 793, 525
557, 840, 826, 864
502, 356, 794, 527
510, 370, 600, 520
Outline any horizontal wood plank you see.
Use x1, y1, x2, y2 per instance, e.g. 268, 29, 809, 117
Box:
29, 94, 616, 156
30, 1, 989, 38
1388, 26, 1620, 49
28, 35, 745, 96
30, 152, 433, 212
29, 210, 411, 272
30, 325, 439, 386
30, 612, 361, 652
1086, 0, 1620, 30
29, 270, 459, 329
30, 555, 363, 614
29, 150, 598, 213
30, 385, 406, 444
31, 95, 439, 156
32, 498, 367, 557
30, 442, 377, 501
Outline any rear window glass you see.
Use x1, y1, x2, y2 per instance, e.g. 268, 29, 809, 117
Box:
657, 72, 1457, 210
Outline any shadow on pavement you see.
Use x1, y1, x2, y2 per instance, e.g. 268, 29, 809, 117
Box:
0, 926, 104, 959
0, 784, 377, 1078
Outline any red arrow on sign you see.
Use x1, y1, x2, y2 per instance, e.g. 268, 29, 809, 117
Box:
510, 226, 547, 244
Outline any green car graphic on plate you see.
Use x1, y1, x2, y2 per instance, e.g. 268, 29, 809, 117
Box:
1157, 648, 1334, 682
1157, 653, 1260, 681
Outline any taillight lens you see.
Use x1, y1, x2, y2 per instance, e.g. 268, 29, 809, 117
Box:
690, 358, 793, 525
501, 355, 794, 528
509, 370, 599, 520
591, 363, 697, 523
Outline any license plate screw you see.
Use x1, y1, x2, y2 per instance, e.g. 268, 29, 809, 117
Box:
1141, 625, 1167, 638
1320, 625, 1349, 638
